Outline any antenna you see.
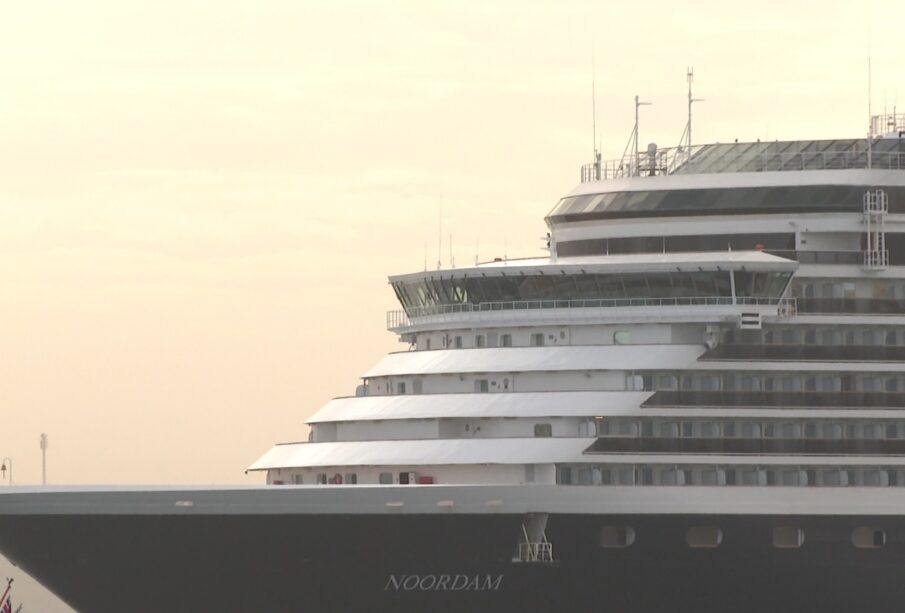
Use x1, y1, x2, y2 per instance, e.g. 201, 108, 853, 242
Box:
475, 238, 479, 265
449, 233, 454, 268
633, 95, 652, 176
424, 242, 427, 271
675, 68, 703, 166
591, 48, 602, 179
868, 52, 873, 168
437, 202, 443, 270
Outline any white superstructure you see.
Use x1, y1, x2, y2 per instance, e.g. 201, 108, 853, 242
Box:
251, 114, 905, 499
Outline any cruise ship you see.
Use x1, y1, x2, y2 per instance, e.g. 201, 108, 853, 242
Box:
2, 104, 905, 612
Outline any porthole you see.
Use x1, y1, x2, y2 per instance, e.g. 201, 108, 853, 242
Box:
598, 526, 636, 548
772, 526, 805, 548
852, 527, 886, 549
686, 526, 722, 548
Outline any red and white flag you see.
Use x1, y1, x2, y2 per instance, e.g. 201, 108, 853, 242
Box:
0, 595, 11, 613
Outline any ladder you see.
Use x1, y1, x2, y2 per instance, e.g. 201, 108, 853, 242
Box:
863, 189, 889, 270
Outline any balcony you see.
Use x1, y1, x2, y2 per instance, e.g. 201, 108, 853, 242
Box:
702, 345, 905, 362
643, 390, 905, 409
587, 436, 905, 456
795, 298, 905, 316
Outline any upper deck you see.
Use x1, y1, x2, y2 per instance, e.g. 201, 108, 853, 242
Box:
579, 137, 905, 183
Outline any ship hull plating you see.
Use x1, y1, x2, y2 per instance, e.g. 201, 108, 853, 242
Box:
1, 512, 903, 613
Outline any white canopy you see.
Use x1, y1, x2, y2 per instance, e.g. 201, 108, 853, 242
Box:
363, 344, 704, 378
307, 392, 648, 423
248, 438, 592, 471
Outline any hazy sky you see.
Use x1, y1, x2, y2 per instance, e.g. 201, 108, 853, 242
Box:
1, 0, 904, 609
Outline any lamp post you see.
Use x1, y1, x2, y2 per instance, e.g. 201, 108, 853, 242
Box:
0, 457, 11, 485
40, 433, 48, 485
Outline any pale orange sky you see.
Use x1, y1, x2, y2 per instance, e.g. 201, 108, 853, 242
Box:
1, 0, 904, 609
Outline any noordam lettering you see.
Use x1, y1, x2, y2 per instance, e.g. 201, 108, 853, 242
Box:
384, 574, 504, 592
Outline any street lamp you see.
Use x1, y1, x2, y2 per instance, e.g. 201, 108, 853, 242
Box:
40, 433, 48, 485
0, 457, 11, 485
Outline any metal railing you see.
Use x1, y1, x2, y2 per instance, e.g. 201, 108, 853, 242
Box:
515, 542, 554, 563
580, 147, 905, 183
387, 296, 790, 330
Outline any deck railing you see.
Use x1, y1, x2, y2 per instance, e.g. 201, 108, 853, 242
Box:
580, 148, 905, 183
387, 296, 792, 330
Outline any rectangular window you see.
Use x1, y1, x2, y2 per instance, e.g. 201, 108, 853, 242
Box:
534, 423, 553, 437
531, 333, 545, 346
344, 473, 357, 484
397, 382, 406, 394
425, 338, 431, 350
475, 334, 485, 348
379, 472, 393, 484
316, 473, 328, 485
475, 379, 489, 393
500, 334, 513, 347
559, 466, 573, 485
454, 336, 463, 348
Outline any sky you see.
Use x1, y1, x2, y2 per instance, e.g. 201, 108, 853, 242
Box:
0, 0, 903, 609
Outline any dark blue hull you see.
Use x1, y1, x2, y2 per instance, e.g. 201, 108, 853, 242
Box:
1, 512, 904, 612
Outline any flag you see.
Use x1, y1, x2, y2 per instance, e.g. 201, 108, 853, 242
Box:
1, 595, 11, 613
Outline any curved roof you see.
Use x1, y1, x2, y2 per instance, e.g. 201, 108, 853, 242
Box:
248, 438, 592, 470
307, 391, 651, 423
362, 344, 705, 378
389, 250, 796, 283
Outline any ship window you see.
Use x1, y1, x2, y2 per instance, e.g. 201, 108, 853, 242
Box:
425, 338, 431, 350
292, 474, 304, 485
615, 467, 635, 485
699, 468, 726, 486
397, 382, 406, 394
577, 468, 592, 485
613, 331, 631, 345
344, 473, 358, 485
475, 379, 489, 393
413, 379, 423, 394
655, 421, 678, 438
739, 468, 766, 486
534, 423, 553, 438
821, 469, 848, 487
862, 469, 889, 487
852, 527, 886, 548
598, 526, 636, 548
379, 472, 393, 485
316, 473, 328, 485
686, 526, 723, 548
740, 422, 761, 438
773, 527, 805, 548
558, 466, 573, 484
454, 336, 463, 349
500, 334, 513, 347
531, 333, 545, 347
475, 334, 485, 348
